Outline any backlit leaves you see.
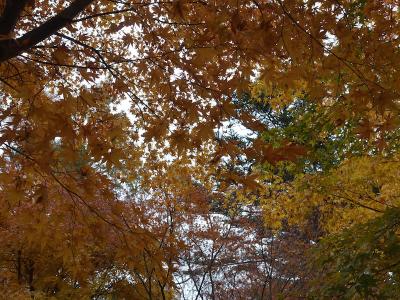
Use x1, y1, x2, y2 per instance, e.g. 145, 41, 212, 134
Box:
0, 0, 400, 298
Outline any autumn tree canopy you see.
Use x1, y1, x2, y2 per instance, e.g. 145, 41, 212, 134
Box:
0, 0, 400, 298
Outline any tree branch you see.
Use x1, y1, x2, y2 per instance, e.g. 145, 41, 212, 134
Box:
0, 0, 30, 36
0, 0, 95, 63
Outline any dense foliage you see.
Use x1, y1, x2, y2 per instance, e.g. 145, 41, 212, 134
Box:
1, 0, 400, 299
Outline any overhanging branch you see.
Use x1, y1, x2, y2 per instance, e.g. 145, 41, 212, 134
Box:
0, 0, 30, 36
0, 0, 95, 63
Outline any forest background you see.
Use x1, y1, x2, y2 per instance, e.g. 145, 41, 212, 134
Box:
0, 0, 399, 299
